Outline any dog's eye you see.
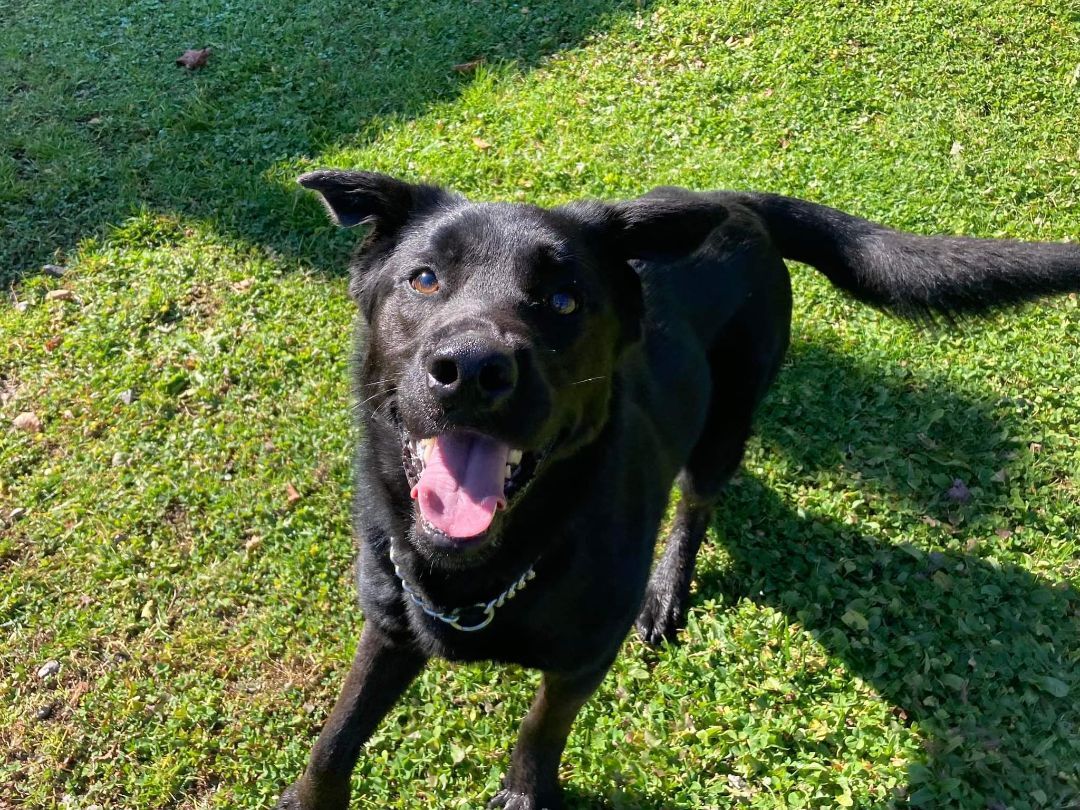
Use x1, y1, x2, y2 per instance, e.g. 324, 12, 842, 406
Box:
548, 291, 578, 315
409, 269, 440, 295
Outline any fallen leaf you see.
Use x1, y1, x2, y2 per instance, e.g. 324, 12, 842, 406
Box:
285, 483, 302, 504
452, 58, 485, 74
950, 140, 963, 156
232, 277, 255, 292
44, 336, 62, 352
176, 48, 212, 70
946, 478, 971, 503
995, 527, 1013, 540
70, 681, 91, 703
471, 137, 492, 151
13, 412, 42, 433
45, 289, 75, 302
990, 468, 1007, 483
244, 535, 262, 552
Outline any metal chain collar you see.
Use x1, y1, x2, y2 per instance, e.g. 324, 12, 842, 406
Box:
388, 543, 537, 632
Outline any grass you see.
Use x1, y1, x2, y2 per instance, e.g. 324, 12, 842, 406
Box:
2, 0, 1079, 807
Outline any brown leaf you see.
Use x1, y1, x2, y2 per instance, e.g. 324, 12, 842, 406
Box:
285, 483, 302, 504
45, 289, 75, 302
13, 412, 42, 433
452, 58, 485, 74
44, 336, 62, 353
176, 48, 212, 70
471, 137, 492, 151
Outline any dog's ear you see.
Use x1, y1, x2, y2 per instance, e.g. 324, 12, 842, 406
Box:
606, 254, 645, 347
608, 192, 730, 260
297, 170, 449, 235
564, 193, 729, 347
565, 191, 729, 262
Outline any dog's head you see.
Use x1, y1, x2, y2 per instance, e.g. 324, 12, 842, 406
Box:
300, 171, 726, 565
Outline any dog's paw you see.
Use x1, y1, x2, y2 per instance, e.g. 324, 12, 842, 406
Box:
275, 784, 302, 810
635, 587, 686, 647
487, 788, 564, 810
274, 782, 349, 810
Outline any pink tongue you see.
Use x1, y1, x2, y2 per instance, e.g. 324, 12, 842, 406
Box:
410, 434, 509, 538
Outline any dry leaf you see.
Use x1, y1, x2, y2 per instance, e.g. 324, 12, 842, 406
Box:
285, 483, 302, 504
45, 289, 75, 302
452, 58, 485, 74
44, 336, 62, 352
70, 681, 91, 703
13, 412, 42, 433
244, 535, 262, 552
176, 48, 212, 70
471, 137, 492, 151
232, 278, 255, 293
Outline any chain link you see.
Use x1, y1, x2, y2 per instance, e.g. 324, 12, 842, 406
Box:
389, 543, 537, 632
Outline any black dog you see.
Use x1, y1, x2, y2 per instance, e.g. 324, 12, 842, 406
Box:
278, 171, 1080, 810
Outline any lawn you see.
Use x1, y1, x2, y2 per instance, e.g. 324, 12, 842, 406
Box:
2, 0, 1079, 807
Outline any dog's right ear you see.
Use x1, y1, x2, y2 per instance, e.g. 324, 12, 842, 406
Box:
297, 170, 448, 235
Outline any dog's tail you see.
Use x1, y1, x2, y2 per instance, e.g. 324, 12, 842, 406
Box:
731, 192, 1080, 319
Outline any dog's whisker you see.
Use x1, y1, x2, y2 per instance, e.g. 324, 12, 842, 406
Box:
356, 390, 388, 408
567, 376, 607, 386
368, 396, 396, 422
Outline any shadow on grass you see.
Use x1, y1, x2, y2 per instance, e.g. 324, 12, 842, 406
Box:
699, 341, 1080, 806
564, 785, 695, 810
2, 0, 648, 287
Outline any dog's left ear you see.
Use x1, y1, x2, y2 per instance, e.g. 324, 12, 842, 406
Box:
565, 192, 731, 347
297, 170, 450, 236
608, 192, 731, 260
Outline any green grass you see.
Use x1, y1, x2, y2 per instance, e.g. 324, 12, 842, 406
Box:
2, 0, 1079, 807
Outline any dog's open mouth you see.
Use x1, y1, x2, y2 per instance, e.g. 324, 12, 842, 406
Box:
402, 433, 540, 541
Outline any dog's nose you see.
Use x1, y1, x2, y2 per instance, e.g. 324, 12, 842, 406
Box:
426, 339, 517, 408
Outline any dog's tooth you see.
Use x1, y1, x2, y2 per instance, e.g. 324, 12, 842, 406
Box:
505, 464, 513, 479
509, 449, 523, 465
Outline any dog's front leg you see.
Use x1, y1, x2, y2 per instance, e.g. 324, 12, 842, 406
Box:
488, 663, 611, 810
277, 624, 427, 810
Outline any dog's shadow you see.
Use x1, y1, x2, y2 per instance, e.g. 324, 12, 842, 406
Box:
694, 340, 1079, 806
563, 785, 695, 810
